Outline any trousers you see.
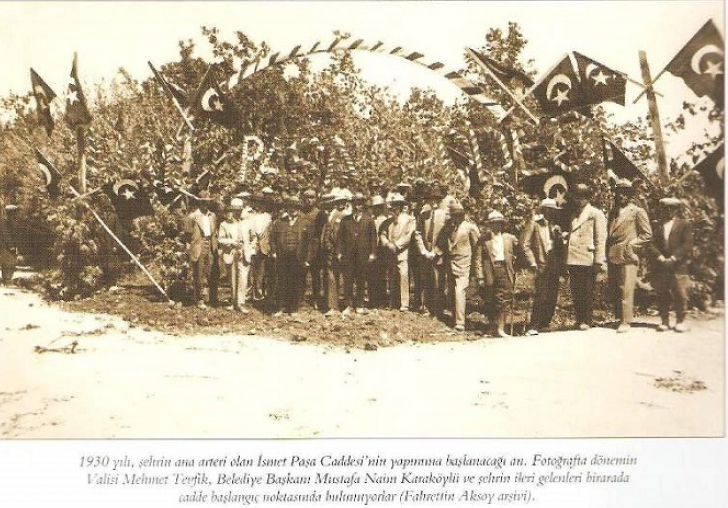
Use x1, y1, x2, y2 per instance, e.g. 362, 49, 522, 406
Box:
568, 265, 596, 325
608, 263, 638, 324
387, 254, 410, 309
529, 265, 561, 330
227, 259, 250, 309
654, 271, 690, 324
448, 273, 469, 327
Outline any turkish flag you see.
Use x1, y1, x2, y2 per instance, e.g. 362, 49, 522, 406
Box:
665, 19, 724, 108
30, 69, 57, 136
532, 55, 586, 117
693, 144, 724, 204
65, 53, 92, 129
573, 52, 627, 106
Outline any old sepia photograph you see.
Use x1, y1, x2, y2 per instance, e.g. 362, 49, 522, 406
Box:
0, 1, 724, 440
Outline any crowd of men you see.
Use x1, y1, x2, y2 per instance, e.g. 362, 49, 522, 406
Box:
179, 177, 694, 336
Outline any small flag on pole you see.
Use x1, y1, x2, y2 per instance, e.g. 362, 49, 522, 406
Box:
34, 148, 63, 197
466, 49, 534, 87
601, 138, 655, 187
65, 53, 92, 129
191, 66, 240, 129
102, 180, 154, 221
30, 69, 57, 136
532, 55, 586, 117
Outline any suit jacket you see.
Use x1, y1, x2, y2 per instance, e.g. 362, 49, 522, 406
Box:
438, 220, 480, 278
475, 232, 518, 286
302, 207, 327, 259
414, 206, 448, 265
566, 203, 607, 266
380, 212, 416, 261
251, 212, 272, 256
218, 218, 256, 265
320, 209, 343, 254
607, 203, 652, 265
270, 217, 311, 263
520, 218, 556, 269
182, 210, 218, 262
647, 218, 693, 274
337, 212, 377, 263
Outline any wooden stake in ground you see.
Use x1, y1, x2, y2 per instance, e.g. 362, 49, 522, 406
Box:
69, 186, 173, 304
638, 51, 670, 187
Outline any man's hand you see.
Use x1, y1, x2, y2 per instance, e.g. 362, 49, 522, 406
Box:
368, 254, 376, 262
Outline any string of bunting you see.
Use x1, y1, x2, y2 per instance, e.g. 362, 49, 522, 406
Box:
227, 37, 505, 119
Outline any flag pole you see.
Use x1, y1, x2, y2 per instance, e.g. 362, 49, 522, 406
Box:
632, 68, 668, 104
638, 50, 670, 186
148, 62, 195, 132
69, 185, 173, 304
466, 48, 539, 125
76, 127, 87, 193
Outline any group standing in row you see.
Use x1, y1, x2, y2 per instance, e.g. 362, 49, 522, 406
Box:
180, 179, 693, 336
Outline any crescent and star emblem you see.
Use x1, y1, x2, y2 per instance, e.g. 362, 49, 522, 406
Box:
112, 179, 139, 200
201, 88, 224, 112
691, 44, 724, 80
544, 175, 568, 205
37, 163, 53, 186
545, 74, 572, 106
585, 63, 610, 86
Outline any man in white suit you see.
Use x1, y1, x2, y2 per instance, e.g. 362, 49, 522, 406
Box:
380, 193, 416, 311
566, 183, 608, 330
218, 198, 257, 313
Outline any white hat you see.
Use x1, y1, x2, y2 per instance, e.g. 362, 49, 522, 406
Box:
229, 198, 244, 210
487, 210, 506, 222
387, 192, 407, 206
370, 195, 385, 207
538, 198, 560, 210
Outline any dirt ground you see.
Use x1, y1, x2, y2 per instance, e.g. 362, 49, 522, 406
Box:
0, 283, 724, 438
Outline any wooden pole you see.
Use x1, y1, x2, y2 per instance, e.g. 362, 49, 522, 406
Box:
638, 51, 670, 187
76, 127, 87, 193
467, 48, 540, 125
69, 186, 173, 303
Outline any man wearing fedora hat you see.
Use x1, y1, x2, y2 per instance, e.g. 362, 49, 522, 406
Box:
182, 190, 219, 309
368, 194, 390, 309
414, 185, 449, 318
381, 192, 416, 311
647, 197, 693, 332
320, 190, 348, 315
338, 192, 377, 315
301, 189, 327, 310
438, 201, 480, 331
270, 195, 311, 316
566, 183, 607, 330
606, 180, 652, 333
475, 210, 518, 337
218, 197, 256, 313
521, 198, 567, 335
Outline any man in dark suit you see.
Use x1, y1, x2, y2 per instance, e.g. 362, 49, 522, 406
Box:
606, 180, 652, 333
520, 198, 566, 335
414, 186, 449, 318
320, 192, 347, 316
647, 198, 693, 332
270, 196, 311, 316
368, 195, 390, 309
300, 189, 327, 310
337, 193, 377, 314
475, 210, 518, 337
182, 191, 218, 309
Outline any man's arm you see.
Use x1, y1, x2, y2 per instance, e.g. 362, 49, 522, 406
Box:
519, 220, 537, 268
